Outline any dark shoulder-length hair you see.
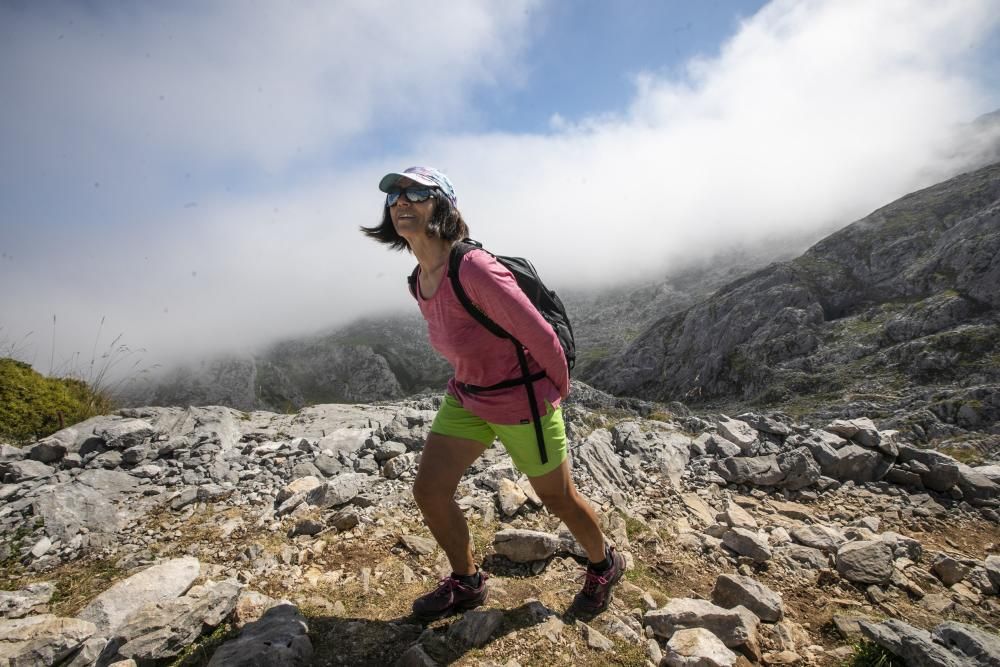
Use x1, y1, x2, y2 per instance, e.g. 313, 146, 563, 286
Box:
360, 193, 469, 251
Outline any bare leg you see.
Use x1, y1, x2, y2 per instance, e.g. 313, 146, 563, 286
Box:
528, 459, 606, 562
412, 432, 488, 575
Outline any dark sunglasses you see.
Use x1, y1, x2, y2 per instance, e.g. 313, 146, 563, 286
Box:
386, 187, 436, 207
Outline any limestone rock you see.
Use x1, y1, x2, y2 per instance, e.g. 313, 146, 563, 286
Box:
790, 525, 845, 554
644, 598, 755, 648
663, 627, 739, 666
276, 476, 322, 505
896, 445, 960, 492
208, 602, 312, 666
933, 621, 1000, 666
28, 439, 67, 463
373, 440, 407, 462
881, 531, 923, 561
33, 469, 149, 543
0, 614, 96, 666
77, 557, 201, 634
229, 591, 270, 628
722, 527, 772, 563
716, 416, 757, 452
711, 574, 784, 622
775, 544, 829, 570
933, 554, 970, 587
712, 455, 783, 487
498, 477, 528, 517
775, 447, 821, 489
836, 541, 894, 585
858, 618, 965, 667
831, 445, 891, 483
0, 582, 55, 619
575, 429, 629, 497
493, 529, 560, 562
0, 459, 55, 483
95, 419, 156, 449
578, 620, 614, 651
681, 493, 718, 526
985, 555, 1000, 590
721, 501, 757, 529
825, 418, 881, 449
447, 609, 503, 648
400, 535, 437, 556
383, 452, 416, 479
114, 581, 242, 663
956, 464, 1000, 501
306, 474, 363, 508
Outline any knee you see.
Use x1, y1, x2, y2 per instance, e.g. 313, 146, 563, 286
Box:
537, 486, 576, 514
412, 479, 452, 512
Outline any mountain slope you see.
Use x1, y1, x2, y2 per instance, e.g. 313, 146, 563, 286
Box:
590, 161, 1000, 433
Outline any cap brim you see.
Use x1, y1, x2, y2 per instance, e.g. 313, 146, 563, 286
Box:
378, 172, 437, 192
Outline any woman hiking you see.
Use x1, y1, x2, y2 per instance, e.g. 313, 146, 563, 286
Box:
361, 166, 624, 621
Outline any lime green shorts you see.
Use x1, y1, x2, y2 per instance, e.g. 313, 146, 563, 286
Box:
429, 393, 567, 478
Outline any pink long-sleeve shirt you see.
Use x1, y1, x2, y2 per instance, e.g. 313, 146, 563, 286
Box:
414, 248, 570, 425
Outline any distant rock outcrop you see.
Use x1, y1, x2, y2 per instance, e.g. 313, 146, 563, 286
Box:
591, 161, 1000, 441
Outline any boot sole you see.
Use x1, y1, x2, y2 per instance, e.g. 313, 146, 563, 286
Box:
413, 588, 490, 622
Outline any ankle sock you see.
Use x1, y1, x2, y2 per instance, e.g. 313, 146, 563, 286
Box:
454, 570, 481, 588
588, 546, 613, 573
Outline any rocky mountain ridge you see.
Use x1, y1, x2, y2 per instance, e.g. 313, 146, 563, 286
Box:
2, 383, 999, 665
590, 160, 1000, 444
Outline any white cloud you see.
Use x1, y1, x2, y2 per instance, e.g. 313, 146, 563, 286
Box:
421, 0, 1000, 286
0, 1, 538, 171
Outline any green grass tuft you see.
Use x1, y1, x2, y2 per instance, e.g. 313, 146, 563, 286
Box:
845, 641, 905, 667
0, 358, 115, 444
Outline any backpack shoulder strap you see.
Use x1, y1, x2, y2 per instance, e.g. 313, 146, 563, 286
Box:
407, 264, 419, 300
448, 239, 511, 340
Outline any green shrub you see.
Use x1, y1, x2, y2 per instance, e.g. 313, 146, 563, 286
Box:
0, 358, 114, 444
847, 641, 904, 667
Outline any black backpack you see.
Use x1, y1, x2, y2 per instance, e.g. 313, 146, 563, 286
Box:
408, 238, 576, 464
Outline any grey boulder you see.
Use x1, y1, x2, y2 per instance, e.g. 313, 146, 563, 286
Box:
858, 618, 966, 667
933, 621, 1000, 666
711, 574, 784, 622
95, 419, 156, 449
722, 528, 772, 563
114, 581, 242, 663
644, 598, 756, 648
663, 627, 739, 666
493, 529, 561, 562
207, 602, 312, 666
0, 582, 55, 619
836, 541, 894, 585
0, 614, 96, 666
77, 557, 201, 634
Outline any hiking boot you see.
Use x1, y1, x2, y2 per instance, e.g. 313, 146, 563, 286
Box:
571, 546, 625, 618
412, 571, 489, 621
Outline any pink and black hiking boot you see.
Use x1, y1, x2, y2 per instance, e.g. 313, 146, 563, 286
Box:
412, 571, 490, 621
571, 546, 626, 618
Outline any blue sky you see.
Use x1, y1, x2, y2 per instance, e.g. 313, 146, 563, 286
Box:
1, 0, 998, 381
469, 1, 769, 133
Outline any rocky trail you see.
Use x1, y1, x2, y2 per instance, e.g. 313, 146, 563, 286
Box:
2, 382, 999, 666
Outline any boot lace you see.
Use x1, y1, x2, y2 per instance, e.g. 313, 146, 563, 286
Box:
580, 568, 611, 597
433, 576, 463, 598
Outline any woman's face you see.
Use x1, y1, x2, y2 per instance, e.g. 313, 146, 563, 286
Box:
388, 177, 436, 241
